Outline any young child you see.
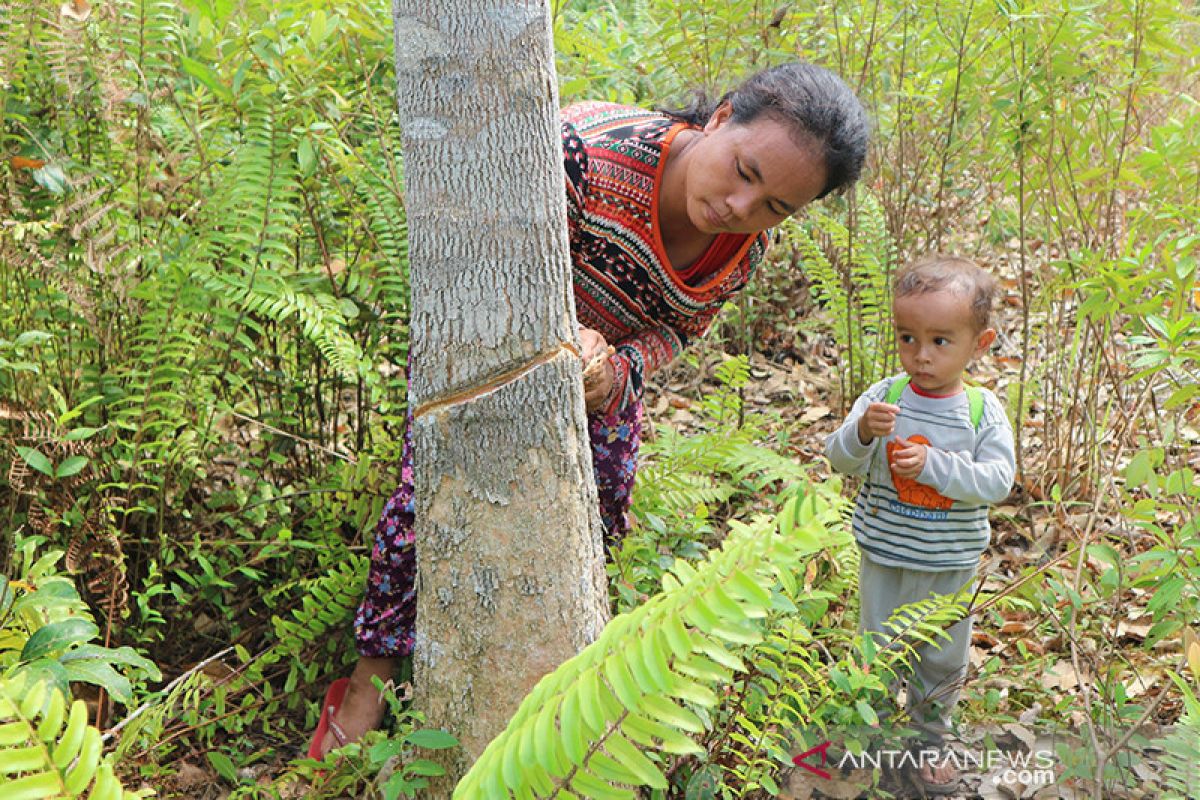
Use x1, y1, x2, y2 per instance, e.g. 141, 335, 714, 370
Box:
824, 255, 1016, 793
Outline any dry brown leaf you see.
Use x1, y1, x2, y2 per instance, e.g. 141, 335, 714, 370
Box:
1042, 659, 1081, 691
1116, 620, 1152, 641
782, 767, 873, 800
801, 405, 831, 423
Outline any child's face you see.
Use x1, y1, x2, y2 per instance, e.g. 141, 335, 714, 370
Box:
893, 289, 996, 395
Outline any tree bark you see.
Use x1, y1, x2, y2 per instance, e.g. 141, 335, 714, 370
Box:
391, 0, 609, 792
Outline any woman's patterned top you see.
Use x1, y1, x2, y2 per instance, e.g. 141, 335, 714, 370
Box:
561, 101, 770, 415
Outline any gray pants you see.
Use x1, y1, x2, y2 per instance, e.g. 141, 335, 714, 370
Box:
858, 553, 976, 736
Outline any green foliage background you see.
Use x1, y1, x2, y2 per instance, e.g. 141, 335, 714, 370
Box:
1, 0, 1198, 797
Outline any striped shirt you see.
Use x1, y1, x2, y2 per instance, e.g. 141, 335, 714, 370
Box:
824, 375, 1016, 571
561, 102, 769, 415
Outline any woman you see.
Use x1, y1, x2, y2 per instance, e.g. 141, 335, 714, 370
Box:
311, 61, 869, 756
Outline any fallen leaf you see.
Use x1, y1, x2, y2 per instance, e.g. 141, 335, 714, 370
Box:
801, 405, 831, 423
1116, 620, 1152, 641
782, 767, 872, 800
175, 761, 210, 789
1003, 722, 1038, 753
1042, 660, 1081, 691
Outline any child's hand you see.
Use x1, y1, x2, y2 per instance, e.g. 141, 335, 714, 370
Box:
889, 436, 928, 478
857, 402, 901, 445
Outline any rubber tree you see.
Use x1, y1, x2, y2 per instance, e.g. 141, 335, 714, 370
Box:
391, 0, 609, 791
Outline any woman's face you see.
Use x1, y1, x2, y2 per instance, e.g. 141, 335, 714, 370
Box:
684, 104, 829, 235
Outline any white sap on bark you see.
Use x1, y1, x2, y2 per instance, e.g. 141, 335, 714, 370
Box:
392, 0, 609, 790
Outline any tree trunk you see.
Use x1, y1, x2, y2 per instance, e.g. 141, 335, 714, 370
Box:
391, 0, 609, 792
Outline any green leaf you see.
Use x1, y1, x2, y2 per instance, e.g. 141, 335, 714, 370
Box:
180, 56, 234, 102
579, 667, 607, 732
685, 765, 719, 799
15, 446, 54, 477
369, 739, 402, 764
0, 771, 63, 800
604, 652, 642, 711
662, 613, 692, 659
571, 768, 636, 800
61, 660, 132, 704
31, 164, 67, 195
667, 678, 717, 708
64, 426, 104, 441
22, 618, 99, 661
207, 751, 238, 783
406, 759, 445, 777
0, 745, 46, 774
1125, 450, 1155, 488
55, 456, 88, 479
855, 698, 879, 726
692, 634, 745, 672
297, 137, 317, 176
726, 569, 772, 607
559, 689, 587, 766
13, 331, 52, 348
407, 728, 458, 750
606, 732, 667, 789
639, 628, 672, 691
640, 695, 704, 734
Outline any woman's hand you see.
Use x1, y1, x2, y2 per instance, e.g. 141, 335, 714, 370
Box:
579, 327, 615, 414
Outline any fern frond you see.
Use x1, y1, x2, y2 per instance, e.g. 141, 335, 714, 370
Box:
0, 674, 139, 798
788, 189, 897, 401
201, 270, 365, 379
455, 491, 841, 798
1156, 673, 1200, 798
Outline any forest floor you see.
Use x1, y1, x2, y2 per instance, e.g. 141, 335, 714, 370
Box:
143, 269, 1190, 800
636, 276, 1188, 799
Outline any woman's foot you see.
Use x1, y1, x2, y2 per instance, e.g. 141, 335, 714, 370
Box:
315, 657, 394, 757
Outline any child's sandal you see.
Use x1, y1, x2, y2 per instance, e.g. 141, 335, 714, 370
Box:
906, 741, 962, 797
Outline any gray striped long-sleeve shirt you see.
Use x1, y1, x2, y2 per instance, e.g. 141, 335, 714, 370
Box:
824, 375, 1016, 571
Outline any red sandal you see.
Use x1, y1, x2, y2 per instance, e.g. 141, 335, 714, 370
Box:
307, 678, 350, 759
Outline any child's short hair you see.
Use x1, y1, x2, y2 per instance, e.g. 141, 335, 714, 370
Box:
894, 255, 998, 331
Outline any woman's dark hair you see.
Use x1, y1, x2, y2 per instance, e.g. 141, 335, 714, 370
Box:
661, 62, 869, 198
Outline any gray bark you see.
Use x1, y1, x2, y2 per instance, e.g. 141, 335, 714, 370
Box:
391, 0, 609, 792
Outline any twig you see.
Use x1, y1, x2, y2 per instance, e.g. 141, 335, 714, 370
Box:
102, 646, 235, 743
226, 409, 356, 463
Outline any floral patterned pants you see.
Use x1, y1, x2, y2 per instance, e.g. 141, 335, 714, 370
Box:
353, 401, 643, 658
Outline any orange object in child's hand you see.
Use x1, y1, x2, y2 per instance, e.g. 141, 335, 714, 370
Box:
887, 435, 952, 510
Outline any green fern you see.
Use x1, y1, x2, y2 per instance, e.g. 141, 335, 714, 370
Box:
1157, 673, 1200, 799
454, 490, 844, 798
0, 675, 140, 799
787, 189, 897, 402
707, 542, 970, 796
201, 269, 365, 380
